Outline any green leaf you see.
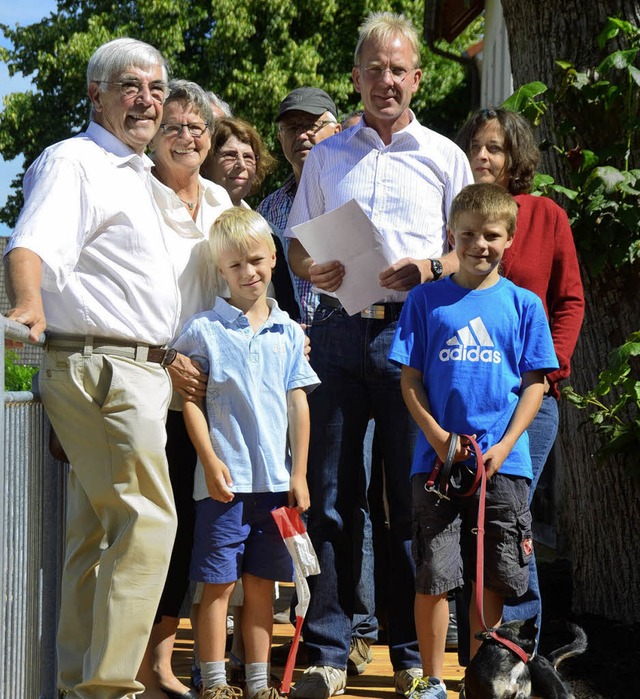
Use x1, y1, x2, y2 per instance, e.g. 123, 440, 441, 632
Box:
502, 81, 548, 111
597, 49, 638, 74
629, 65, 640, 88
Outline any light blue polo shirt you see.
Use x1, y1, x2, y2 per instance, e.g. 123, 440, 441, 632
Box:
173, 297, 320, 499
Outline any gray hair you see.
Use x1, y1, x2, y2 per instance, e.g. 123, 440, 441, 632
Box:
165, 80, 215, 132
86, 37, 169, 89
354, 12, 421, 67
205, 90, 233, 118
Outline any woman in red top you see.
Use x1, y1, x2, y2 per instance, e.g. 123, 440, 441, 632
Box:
455, 108, 585, 650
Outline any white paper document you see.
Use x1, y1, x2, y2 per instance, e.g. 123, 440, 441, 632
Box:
291, 199, 396, 315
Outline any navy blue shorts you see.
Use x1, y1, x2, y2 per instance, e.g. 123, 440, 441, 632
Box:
190, 492, 294, 584
411, 472, 532, 598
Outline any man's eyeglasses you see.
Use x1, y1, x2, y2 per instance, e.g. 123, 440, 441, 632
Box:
159, 122, 209, 138
99, 79, 169, 102
279, 119, 336, 137
216, 149, 258, 167
358, 65, 417, 84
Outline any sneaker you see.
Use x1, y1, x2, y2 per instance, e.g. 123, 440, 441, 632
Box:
293, 666, 347, 699
201, 685, 244, 699
405, 676, 447, 699
249, 688, 284, 699
347, 637, 373, 676
394, 668, 423, 695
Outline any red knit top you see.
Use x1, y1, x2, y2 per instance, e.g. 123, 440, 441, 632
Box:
501, 194, 585, 396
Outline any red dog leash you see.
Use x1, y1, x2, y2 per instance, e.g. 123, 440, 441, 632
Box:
426, 433, 530, 663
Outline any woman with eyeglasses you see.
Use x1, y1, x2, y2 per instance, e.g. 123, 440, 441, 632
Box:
134, 79, 233, 699
202, 117, 275, 207
202, 117, 300, 320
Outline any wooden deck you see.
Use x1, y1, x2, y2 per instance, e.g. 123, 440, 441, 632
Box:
172, 616, 465, 699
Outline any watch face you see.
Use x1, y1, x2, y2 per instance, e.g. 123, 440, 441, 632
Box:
431, 259, 443, 279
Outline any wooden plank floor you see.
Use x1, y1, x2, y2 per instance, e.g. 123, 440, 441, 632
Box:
172, 618, 464, 699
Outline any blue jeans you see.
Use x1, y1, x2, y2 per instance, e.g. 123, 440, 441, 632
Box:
502, 394, 559, 644
303, 306, 420, 670
457, 394, 559, 664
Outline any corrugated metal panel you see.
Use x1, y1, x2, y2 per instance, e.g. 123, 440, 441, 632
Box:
2, 322, 65, 698
2, 393, 66, 698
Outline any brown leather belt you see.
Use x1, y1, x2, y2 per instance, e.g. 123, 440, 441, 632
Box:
318, 294, 404, 321
45, 334, 177, 366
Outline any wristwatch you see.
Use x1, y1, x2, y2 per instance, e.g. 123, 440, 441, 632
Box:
430, 258, 444, 281
161, 348, 178, 367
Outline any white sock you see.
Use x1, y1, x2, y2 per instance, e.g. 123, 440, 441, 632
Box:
201, 660, 227, 689
245, 661, 269, 698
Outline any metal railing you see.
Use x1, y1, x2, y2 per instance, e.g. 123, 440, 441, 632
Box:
2, 318, 66, 698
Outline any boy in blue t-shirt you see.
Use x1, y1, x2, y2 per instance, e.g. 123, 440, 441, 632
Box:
388, 183, 558, 699
174, 207, 319, 699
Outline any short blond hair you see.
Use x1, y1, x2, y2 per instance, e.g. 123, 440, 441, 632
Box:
209, 208, 275, 263
449, 184, 518, 236
354, 12, 421, 67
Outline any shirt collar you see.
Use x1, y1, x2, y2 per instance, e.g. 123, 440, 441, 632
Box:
214, 296, 288, 329
346, 109, 421, 148
281, 172, 298, 196
86, 121, 154, 171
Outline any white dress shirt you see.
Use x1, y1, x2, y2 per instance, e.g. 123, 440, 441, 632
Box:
151, 174, 233, 342
286, 112, 473, 303
7, 121, 181, 344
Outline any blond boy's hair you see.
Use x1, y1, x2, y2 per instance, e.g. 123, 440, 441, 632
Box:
209, 207, 276, 263
449, 183, 518, 235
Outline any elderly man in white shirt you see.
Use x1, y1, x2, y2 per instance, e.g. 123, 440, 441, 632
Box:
4, 38, 181, 699
286, 12, 473, 699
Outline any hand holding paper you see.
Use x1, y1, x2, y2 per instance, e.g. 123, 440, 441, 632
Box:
292, 199, 397, 315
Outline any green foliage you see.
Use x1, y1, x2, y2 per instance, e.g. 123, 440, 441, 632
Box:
505, 18, 640, 472
4, 350, 38, 391
504, 17, 640, 275
562, 332, 640, 481
0, 0, 481, 217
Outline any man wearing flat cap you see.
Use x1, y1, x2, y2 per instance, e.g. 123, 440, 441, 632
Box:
257, 87, 341, 325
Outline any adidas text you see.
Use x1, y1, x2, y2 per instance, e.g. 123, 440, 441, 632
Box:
439, 346, 502, 363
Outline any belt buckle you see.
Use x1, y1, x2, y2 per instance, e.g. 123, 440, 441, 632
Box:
360, 304, 385, 320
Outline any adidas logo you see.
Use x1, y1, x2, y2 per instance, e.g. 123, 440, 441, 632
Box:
439, 317, 502, 364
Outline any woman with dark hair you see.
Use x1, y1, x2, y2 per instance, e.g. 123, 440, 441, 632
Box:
202, 117, 277, 207
455, 107, 585, 650
203, 117, 299, 321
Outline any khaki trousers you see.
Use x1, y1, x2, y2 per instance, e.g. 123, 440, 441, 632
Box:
39, 350, 177, 699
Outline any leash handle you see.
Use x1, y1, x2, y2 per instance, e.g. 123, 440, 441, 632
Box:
425, 432, 460, 498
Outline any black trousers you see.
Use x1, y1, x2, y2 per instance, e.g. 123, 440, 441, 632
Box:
155, 408, 198, 621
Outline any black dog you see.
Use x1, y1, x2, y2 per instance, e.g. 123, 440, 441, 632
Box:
460, 616, 587, 699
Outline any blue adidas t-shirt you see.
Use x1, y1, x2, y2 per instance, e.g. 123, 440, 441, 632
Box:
388, 276, 559, 479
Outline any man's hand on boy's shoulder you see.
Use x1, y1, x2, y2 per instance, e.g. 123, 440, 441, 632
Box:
482, 441, 511, 479
289, 473, 310, 513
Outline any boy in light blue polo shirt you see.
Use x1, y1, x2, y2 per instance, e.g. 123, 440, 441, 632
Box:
174, 207, 319, 699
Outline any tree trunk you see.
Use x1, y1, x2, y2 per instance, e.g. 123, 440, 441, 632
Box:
502, 0, 640, 179
500, 0, 640, 622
